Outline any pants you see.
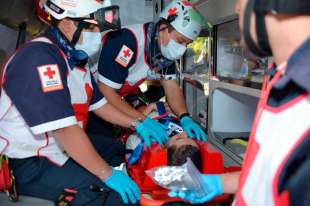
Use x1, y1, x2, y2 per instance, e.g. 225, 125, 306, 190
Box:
11, 135, 136, 206
86, 112, 114, 137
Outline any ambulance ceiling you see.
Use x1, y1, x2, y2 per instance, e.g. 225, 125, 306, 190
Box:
0, 0, 46, 36
194, 0, 238, 25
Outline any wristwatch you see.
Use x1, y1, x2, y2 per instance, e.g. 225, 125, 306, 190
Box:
130, 118, 143, 130
179, 112, 190, 120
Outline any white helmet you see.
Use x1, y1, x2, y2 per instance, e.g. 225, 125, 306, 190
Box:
159, 0, 204, 40
44, 0, 120, 31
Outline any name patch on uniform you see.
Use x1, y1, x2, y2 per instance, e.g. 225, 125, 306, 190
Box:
37, 64, 64, 93
115, 45, 134, 68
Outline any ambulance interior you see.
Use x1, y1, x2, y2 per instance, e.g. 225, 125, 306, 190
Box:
0, 0, 268, 205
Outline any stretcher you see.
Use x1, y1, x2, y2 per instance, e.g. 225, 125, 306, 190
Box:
126, 140, 240, 205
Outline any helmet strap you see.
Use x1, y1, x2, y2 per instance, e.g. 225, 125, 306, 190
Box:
254, 1, 272, 57
244, 0, 310, 58
243, 0, 267, 57
71, 21, 89, 46
50, 26, 88, 68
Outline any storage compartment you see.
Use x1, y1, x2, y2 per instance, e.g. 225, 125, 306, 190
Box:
211, 88, 258, 136
204, 16, 268, 164
211, 86, 259, 158
208, 80, 261, 164
180, 33, 211, 130
196, 87, 208, 129
214, 19, 269, 89
183, 78, 208, 130
184, 79, 195, 117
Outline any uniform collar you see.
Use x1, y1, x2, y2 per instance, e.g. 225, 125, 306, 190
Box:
43, 27, 88, 69
273, 37, 310, 92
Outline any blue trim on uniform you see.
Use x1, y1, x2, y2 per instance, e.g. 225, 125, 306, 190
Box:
274, 37, 310, 92
278, 133, 310, 206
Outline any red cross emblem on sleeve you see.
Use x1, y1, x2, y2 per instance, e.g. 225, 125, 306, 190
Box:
115, 45, 134, 68
123, 49, 131, 58
44, 67, 56, 79
37, 64, 64, 93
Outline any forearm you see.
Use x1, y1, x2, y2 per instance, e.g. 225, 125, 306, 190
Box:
220, 172, 240, 194
93, 103, 134, 128
54, 125, 111, 180
99, 83, 144, 119
162, 80, 188, 117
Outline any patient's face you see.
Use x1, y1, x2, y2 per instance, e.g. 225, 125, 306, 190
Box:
166, 132, 198, 149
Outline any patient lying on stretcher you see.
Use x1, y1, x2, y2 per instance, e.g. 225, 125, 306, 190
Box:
125, 106, 202, 170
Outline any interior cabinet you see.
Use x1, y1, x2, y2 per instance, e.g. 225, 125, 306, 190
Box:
179, 0, 269, 166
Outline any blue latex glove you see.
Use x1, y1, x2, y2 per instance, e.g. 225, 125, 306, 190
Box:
168, 174, 223, 204
104, 169, 140, 204
136, 117, 169, 147
180, 116, 207, 141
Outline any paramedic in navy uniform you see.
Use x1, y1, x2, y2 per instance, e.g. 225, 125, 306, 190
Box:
92, 0, 207, 143
168, 0, 310, 205
0, 0, 173, 205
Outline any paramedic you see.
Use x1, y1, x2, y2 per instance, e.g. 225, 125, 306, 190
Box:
0, 0, 170, 205
88, 0, 207, 143
169, 0, 310, 205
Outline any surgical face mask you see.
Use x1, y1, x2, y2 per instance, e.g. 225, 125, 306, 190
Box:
75, 31, 102, 58
160, 38, 187, 60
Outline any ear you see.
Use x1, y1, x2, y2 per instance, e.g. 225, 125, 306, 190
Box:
60, 18, 75, 33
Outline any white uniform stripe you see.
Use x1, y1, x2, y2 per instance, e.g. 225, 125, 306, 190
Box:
31, 116, 77, 135
89, 98, 107, 111
98, 74, 123, 89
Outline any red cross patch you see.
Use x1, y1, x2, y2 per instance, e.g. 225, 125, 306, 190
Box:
168, 7, 178, 17
37, 64, 64, 93
115, 45, 134, 68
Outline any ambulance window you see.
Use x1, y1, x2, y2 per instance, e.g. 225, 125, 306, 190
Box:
184, 37, 210, 76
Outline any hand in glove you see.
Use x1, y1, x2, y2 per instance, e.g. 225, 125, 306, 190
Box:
104, 169, 140, 204
136, 117, 168, 147
180, 116, 207, 141
168, 174, 223, 204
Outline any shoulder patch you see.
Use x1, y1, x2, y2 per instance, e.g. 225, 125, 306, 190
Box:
37, 64, 64, 93
115, 45, 134, 68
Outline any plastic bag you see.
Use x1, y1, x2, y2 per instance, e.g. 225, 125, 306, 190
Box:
145, 158, 208, 198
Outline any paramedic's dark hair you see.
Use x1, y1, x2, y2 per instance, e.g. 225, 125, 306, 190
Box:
167, 144, 201, 170
157, 19, 175, 33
